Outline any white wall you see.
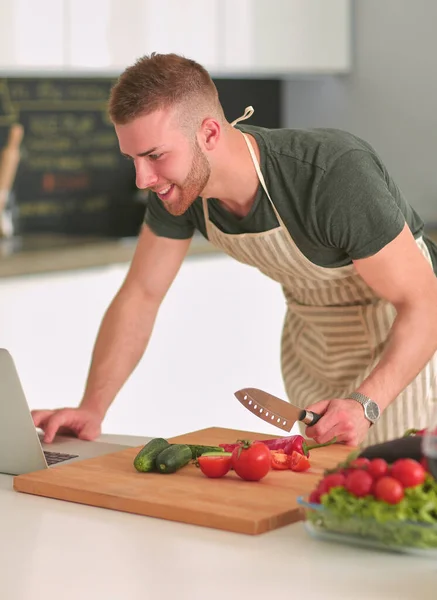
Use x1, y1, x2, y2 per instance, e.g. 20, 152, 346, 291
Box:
282, 0, 437, 225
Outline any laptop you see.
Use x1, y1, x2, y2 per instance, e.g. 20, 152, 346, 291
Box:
0, 348, 135, 475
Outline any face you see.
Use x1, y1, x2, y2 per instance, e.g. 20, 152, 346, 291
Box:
115, 108, 211, 216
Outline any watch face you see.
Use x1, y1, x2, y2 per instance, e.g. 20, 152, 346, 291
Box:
365, 401, 380, 421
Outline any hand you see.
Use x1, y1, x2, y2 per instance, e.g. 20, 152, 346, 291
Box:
31, 407, 103, 444
304, 398, 371, 446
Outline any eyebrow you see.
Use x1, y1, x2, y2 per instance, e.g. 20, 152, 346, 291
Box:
121, 146, 163, 159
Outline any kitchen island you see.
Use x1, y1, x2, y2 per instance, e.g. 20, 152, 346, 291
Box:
1, 433, 435, 600
0, 231, 220, 279
1, 227, 436, 280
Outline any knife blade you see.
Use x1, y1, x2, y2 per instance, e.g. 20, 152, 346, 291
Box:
234, 387, 322, 432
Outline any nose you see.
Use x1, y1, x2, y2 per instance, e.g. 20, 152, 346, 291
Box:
135, 160, 158, 190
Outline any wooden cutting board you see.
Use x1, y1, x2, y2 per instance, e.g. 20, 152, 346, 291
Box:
13, 427, 353, 535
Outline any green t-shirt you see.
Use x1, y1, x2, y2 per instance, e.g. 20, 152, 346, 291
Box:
144, 124, 437, 271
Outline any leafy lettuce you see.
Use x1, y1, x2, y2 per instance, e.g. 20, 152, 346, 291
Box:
308, 476, 437, 549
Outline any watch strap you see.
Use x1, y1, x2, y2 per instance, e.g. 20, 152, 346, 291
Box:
347, 391, 374, 404
346, 391, 380, 424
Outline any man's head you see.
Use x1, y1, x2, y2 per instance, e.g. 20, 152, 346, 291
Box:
109, 53, 226, 216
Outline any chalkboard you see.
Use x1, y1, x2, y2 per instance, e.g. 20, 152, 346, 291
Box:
0, 76, 281, 237
0, 77, 140, 236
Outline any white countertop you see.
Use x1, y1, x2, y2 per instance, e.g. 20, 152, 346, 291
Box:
1, 434, 435, 600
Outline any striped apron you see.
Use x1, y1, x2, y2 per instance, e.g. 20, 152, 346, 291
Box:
201, 108, 437, 446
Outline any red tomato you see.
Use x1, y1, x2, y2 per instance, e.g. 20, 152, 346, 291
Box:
374, 476, 404, 504
289, 451, 311, 472
197, 454, 232, 478
345, 469, 373, 497
390, 458, 426, 488
271, 451, 290, 470
309, 489, 321, 504
318, 472, 346, 495
231, 441, 271, 481
367, 458, 388, 480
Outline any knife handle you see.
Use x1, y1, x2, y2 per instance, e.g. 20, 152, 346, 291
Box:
298, 410, 322, 426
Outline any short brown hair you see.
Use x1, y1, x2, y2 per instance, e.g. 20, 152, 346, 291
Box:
108, 53, 225, 130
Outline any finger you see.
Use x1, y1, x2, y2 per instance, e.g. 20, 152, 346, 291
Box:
306, 410, 340, 440
31, 409, 55, 428
43, 412, 72, 443
306, 421, 336, 444
315, 425, 344, 445
310, 419, 357, 446
304, 399, 331, 415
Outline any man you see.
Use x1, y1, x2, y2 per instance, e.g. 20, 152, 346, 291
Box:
32, 53, 437, 448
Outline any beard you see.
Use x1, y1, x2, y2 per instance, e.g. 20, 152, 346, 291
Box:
162, 140, 211, 217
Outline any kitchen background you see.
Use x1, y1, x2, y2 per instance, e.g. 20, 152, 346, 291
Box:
0, 0, 436, 440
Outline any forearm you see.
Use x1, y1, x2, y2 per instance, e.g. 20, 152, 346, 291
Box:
79, 286, 159, 418
356, 301, 437, 411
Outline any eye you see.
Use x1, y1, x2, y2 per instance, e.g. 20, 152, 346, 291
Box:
148, 153, 163, 161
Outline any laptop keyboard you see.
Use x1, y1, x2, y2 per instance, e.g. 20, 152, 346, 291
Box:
44, 451, 79, 465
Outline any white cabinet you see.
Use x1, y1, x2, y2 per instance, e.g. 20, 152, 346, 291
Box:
63, 0, 220, 71
0, 0, 65, 71
221, 0, 351, 74
0, 254, 293, 439
66, 0, 350, 75
139, 0, 221, 73
64, 0, 146, 70
0, 0, 350, 75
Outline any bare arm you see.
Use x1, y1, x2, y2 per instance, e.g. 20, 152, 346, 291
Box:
352, 223, 437, 410
33, 225, 191, 441
306, 223, 437, 444
80, 224, 191, 416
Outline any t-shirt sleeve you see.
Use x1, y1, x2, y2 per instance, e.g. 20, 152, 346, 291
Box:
144, 192, 195, 239
315, 149, 406, 259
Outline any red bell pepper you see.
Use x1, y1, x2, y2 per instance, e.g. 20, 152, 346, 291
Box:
282, 435, 337, 457
220, 434, 336, 458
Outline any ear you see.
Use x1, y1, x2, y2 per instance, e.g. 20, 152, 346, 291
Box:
199, 118, 220, 151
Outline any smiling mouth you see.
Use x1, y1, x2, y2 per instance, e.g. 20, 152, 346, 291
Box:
155, 184, 174, 200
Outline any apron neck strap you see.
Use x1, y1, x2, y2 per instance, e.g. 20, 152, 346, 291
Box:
230, 106, 254, 127
240, 131, 286, 229
203, 105, 286, 230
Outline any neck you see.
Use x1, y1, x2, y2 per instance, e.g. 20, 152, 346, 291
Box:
202, 128, 261, 218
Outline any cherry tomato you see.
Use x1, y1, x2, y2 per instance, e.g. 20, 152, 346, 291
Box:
318, 472, 346, 495
367, 458, 389, 480
309, 489, 321, 504
345, 469, 373, 497
197, 454, 232, 478
390, 458, 426, 488
271, 450, 290, 470
231, 440, 271, 481
289, 451, 311, 472
374, 476, 404, 504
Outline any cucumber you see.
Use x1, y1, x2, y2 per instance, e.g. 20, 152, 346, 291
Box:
199, 451, 232, 457
185, 444, 225, 459
156, 444, 193, 474
133, 437, 170, 472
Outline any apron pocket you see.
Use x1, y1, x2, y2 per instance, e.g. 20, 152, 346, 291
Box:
285, 303, 374, 387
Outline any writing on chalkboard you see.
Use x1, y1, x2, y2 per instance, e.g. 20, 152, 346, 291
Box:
0, 77, 138, 236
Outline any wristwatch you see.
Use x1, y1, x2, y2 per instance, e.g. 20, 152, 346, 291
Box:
346, 391, 381, 425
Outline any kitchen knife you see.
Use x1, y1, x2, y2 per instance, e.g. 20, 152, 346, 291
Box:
234, 387, 322, 432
